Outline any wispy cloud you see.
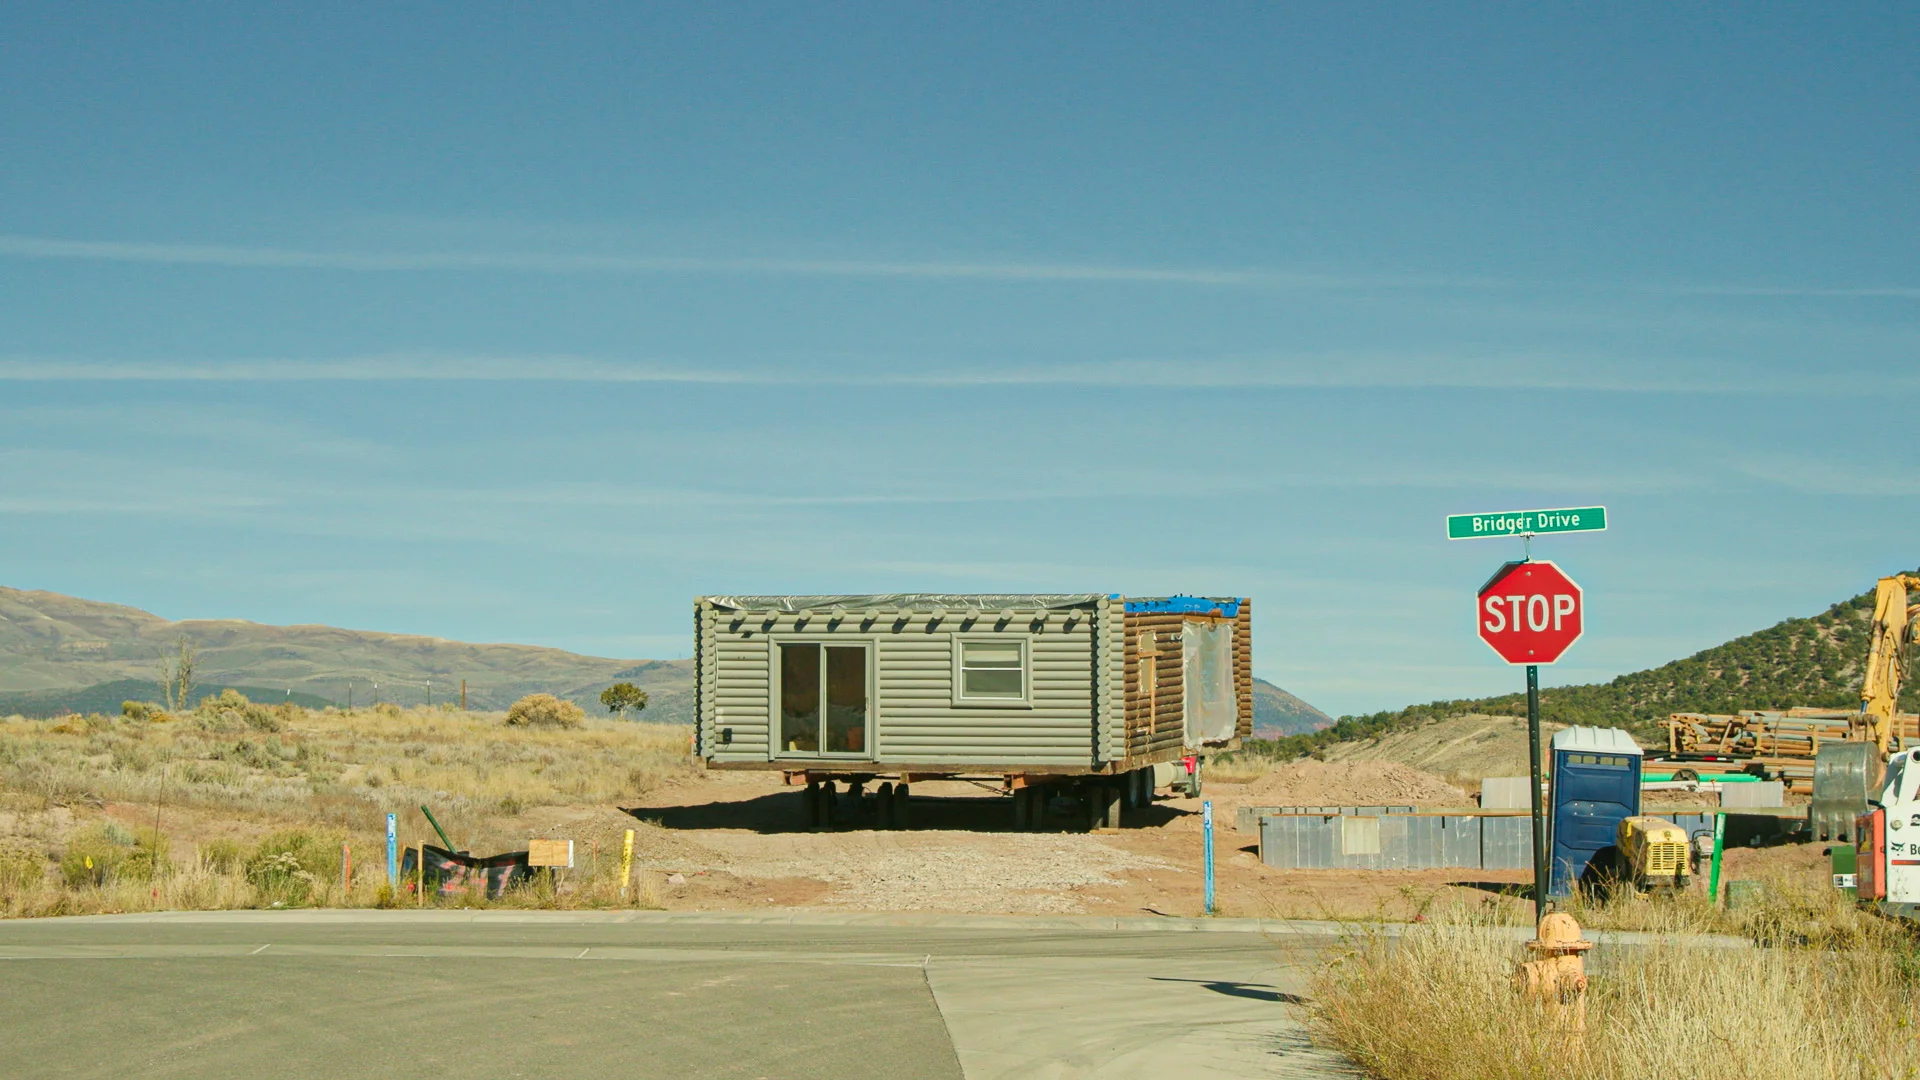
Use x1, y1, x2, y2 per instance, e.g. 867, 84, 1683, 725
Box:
1729, 454, 1920, 497
2, 350, 1913, 396
0, 354, 743, 384
0, 233, 1448, 290
1657, 284, 1920, 300
4, 233, 1917, 300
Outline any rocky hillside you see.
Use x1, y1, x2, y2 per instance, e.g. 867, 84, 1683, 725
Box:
1252, 678, 1334, 736
1255, 574, 1916, 759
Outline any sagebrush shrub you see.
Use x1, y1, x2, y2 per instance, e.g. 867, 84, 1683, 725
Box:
246, 829, 342, 905
504, 694, 585, 729
200, 837, 245, 873
194, 689, 282, 732
60, 824, 167, 887
0, 847, 43, 891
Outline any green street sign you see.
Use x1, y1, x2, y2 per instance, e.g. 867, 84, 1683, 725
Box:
1447, 506, 1607, 540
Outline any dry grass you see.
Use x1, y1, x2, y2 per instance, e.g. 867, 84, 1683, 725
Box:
1202, 756, 1272, 783
1312, 882, 1920, 1080
0, 698, 697, 917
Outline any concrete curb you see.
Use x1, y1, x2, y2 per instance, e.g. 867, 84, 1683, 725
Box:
4, 907, 1753, 946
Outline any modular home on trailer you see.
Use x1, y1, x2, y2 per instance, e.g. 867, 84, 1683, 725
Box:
693, 593, 1252, 829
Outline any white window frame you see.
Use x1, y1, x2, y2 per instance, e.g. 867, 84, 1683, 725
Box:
951, 634, 1033, 708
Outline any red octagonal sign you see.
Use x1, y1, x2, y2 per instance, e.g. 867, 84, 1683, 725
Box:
1477, 560, 1583, 665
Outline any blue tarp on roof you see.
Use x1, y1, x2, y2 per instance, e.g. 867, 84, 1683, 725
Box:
1123, 595, 1241, 618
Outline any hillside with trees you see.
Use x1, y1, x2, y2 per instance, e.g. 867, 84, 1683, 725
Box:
1252, 576, 1916, 760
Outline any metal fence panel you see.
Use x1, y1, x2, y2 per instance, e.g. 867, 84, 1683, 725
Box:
1261, 814, 1345, 869
1481, 815, 1536, 870
1238, 805, 1417, 831
1440, 815, 1483, 869
1396, 816, 1435, 870
1261, 812, 1532, 872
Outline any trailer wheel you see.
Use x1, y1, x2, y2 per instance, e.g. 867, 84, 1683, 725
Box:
877, 781, 896, 829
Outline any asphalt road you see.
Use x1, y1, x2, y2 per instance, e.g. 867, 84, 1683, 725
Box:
0, 910, 1355, 1079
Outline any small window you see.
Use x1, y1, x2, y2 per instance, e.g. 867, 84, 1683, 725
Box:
953, 637, 1030, 705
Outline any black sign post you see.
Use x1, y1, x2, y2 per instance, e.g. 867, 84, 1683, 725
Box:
1526, 663, 1546, 926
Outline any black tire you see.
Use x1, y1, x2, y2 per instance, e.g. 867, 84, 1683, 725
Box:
1673, 768, 1699, 782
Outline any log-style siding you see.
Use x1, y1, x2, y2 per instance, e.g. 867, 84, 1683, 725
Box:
695, 595, 1248, 773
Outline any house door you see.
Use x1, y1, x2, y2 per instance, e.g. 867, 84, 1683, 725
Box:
777, 642, 871, 758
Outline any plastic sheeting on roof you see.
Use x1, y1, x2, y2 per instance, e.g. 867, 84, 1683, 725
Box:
701, 593, 1110, 613
1550, 726, 1643, 755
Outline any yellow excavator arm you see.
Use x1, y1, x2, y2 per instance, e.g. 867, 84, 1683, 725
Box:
1859, 573, 1920, 756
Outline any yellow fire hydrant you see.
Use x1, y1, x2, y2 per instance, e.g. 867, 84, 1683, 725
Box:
1513, 912, 1592, 1034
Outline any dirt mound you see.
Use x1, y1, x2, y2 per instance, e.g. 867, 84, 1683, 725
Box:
1238, 760, 1467, 806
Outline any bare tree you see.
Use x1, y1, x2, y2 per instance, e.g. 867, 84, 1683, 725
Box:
157, 637, 197, 712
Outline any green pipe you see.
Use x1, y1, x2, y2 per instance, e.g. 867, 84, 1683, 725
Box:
420, 805, 456, 852
1707, 811, 1726, 904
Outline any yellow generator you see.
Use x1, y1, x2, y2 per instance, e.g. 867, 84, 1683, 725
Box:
1615, 816, 1691, 891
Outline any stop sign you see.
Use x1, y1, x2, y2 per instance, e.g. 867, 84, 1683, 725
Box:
1477, 560, 1583, 665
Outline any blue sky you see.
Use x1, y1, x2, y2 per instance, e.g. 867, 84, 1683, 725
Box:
3, 5, 1917, 715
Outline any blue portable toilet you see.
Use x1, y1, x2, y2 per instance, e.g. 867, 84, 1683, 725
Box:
1548, 726, 1643, 898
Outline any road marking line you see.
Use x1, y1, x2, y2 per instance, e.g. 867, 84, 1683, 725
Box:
251, 944, 271, 955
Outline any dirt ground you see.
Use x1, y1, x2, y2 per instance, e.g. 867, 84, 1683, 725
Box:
583, 770, 1537, 921
60, 763, 1831, 923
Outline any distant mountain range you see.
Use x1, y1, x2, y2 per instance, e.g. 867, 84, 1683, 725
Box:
0, 586, 693, 719
0, 587, 1335, 733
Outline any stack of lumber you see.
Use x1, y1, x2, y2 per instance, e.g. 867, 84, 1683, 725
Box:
1661, 709, 1920, 794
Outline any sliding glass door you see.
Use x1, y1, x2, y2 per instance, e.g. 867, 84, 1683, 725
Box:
777, 642, 870, 758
